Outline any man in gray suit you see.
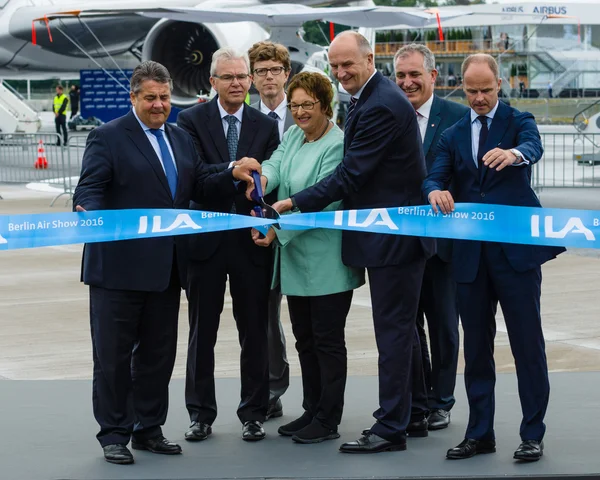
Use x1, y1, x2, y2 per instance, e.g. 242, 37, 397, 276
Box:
247, 40, 293, 419
395, 44, 469, 432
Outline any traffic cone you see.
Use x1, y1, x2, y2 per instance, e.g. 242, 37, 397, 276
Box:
34, 139, 48, 169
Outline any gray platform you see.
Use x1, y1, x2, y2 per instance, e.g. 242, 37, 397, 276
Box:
1, 373, 599, 480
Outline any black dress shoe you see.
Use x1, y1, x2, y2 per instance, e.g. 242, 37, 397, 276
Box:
428, 409, 451, 430
266, 399, 283, 420
339, 432, 406, 454
185, 421, 212, 441
278, 411, 312, 436
291, 420, 340, 444
514, 440, 544, 461
132, 435, 182, 455
407, 418, 429, 437
103, 444, 134, 465
446, 438, 496, 459
242, 421, 265, 441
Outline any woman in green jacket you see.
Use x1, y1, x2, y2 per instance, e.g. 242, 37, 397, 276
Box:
250, 72, 364, 444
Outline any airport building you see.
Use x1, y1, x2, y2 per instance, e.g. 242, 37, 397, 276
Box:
374, 2, 600, 99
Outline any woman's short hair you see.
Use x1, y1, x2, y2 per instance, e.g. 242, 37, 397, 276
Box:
287, 72, 334, 119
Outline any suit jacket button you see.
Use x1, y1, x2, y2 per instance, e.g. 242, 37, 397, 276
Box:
480, 192, 485, 197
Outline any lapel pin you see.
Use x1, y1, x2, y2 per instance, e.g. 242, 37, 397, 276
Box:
431, 123, 435, 127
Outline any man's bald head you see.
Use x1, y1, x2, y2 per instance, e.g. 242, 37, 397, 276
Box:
328, 31, 375, 96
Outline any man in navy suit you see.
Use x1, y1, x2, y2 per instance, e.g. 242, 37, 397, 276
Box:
248, 40, 293, 421
395, 44, 469, 432
177, 47, 279, 443
273, 31, 435, 453
73, 61, 259, 465
423, 54, 565, 462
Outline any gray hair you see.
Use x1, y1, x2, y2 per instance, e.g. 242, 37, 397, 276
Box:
130, 61, 173, 94
335, 31, 373, 56
210, 47, 251, 77
393, 43, 436, 73
461, 54, 499, 81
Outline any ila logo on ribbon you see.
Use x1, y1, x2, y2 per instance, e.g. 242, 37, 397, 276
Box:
531, 215, 596, 241
138, 213, 203, 234
334, 208, 399, 231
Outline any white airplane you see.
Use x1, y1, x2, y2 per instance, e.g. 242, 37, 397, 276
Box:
1, 0, 469, 106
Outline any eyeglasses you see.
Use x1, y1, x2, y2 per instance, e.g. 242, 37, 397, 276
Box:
288, 100, 320, 112
253, 67, 286, 77
213, 74, 250, 83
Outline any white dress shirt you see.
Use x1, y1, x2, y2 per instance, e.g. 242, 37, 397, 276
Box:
470, 101, 527, 168
416, 94, 434, 143
259, 97, 288, 141
132, 108, 177, 173
352, 70, 378, 102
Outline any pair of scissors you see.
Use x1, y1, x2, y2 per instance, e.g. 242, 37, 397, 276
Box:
250, 170, 281, 229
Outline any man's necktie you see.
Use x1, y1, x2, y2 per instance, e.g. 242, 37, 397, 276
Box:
225, 115, 238, 164
477, 115, 489, 168
225, 115, 239, 213
344, 97, 358, 131
149, 128, 178, 198
267, 111, 279, 120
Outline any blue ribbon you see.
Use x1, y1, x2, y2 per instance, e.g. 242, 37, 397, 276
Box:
0, 204, 598, 251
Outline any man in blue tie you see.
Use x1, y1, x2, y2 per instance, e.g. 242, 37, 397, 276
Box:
177, 47, 279, 443
423, 54, 565, 462
73, 61, 260, 465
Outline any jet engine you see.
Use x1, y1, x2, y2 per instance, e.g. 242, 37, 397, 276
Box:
141, 19, 268, 107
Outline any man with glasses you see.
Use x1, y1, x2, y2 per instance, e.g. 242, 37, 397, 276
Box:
177, 47, 280, 443
247, 41, 293, 422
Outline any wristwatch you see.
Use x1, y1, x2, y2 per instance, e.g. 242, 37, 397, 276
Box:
510, 148, 522, 162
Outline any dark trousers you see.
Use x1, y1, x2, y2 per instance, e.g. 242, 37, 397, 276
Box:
185, 231, 271, 425
54, 114, 68, 145
367, 258, 426, 442
287, 290, 353, 429
89, 271, 180, 447
416, 254, 459, 411
268, 284, 289, 406
458, 242, 549, 442
71, 106, 79, 118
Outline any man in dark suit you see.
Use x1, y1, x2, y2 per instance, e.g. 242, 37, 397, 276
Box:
394, 44, 469, 432
177, 47, 279, 442
423, 54, 565, 462
273, 31, 435, 453
73, 61, 259, 465
247, 41, 293, 421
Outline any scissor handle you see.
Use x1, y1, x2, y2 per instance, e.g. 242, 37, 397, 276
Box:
251, 170, 263, 202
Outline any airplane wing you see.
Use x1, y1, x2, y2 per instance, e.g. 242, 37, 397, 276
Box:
41, 3, 472, 29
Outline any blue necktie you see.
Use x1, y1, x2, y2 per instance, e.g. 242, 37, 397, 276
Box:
477, 115, 489, 168
344, 96, 358, 131
225, 115, 239, 213
149, 128, 177, 198
268, 111, 279, 120
225, 115, 238, 164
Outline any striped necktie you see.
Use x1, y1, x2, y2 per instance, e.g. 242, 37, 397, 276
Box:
344, 97, 358, 131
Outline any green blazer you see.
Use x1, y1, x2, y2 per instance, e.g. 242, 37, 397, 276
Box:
262, 124, 365, 296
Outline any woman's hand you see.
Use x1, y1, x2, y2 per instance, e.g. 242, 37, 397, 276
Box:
251, 227, 276, 247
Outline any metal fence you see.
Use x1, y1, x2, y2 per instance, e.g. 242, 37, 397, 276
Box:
0, 131, 598, 207
0, 132, 87, 205
534, 133, 600, 189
